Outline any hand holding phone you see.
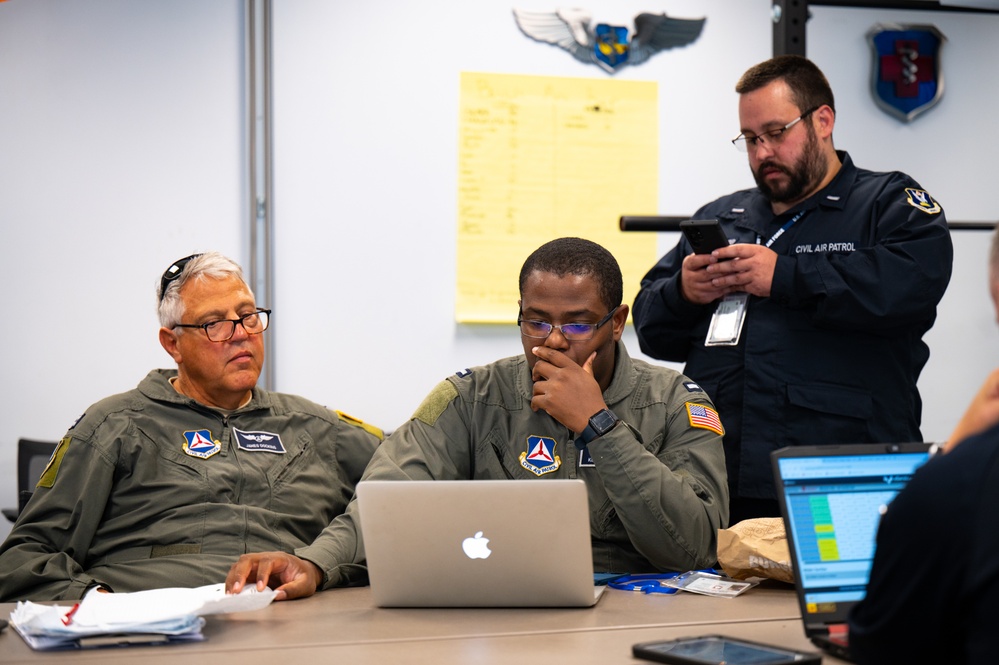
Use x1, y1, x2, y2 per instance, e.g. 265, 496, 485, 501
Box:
632, 635, 821, 665
680, 219, 730, 255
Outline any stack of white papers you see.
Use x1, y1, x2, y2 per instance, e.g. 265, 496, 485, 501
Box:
10, 583, 277, 650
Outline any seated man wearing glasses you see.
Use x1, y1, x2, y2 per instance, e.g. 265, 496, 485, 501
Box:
632, 55, 953, 523
226, 237, 729, 600
0, 252, 382, 601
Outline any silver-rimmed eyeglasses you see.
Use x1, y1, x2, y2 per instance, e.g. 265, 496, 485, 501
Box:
173, 309, 271, 342
518, 306, 618, 341
731, 107, 818, 153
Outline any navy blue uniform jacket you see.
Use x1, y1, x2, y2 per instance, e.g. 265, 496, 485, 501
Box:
849, 424, 999, 664
632, 152, 953, 501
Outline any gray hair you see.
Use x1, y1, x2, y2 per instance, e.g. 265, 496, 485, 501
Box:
157, 252, 250, 329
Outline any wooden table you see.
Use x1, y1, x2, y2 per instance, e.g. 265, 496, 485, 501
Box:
0, 582, 848, 664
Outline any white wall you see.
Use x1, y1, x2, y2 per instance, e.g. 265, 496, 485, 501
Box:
1, 0, 996, 544
0, 0, 246, 541
270, 0, 773, 429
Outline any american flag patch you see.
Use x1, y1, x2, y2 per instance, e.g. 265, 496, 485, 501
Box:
685, 402, 724, 436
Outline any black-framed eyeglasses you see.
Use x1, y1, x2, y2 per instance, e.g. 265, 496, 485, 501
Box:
518, 306, 619, 341
173, 309, 271, 342
158, 254, 203, 303
731, 107, 818, 153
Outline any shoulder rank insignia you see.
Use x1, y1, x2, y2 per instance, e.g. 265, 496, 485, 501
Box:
335, 410, 384, 440
685, 402, 724, 437
183, 429, 221, 459
520, 435, 561, 476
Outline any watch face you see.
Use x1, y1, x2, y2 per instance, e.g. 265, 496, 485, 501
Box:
591, 409, 619, 435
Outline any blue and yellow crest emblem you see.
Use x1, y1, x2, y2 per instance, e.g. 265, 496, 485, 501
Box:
520, 435, 561, 476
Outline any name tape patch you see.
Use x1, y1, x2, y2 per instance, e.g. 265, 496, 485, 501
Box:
234, 428, 286, 454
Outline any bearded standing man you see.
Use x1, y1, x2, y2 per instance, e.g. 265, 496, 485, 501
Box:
632, 55, 953, 522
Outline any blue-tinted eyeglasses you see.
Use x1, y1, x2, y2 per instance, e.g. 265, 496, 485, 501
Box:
517, 306, 619, 341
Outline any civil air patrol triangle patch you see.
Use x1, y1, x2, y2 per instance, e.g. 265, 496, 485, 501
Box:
520, 435, 561, 476
183, 429, 221, 459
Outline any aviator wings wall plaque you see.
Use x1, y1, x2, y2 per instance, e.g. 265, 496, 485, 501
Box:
513, 8, 705, 74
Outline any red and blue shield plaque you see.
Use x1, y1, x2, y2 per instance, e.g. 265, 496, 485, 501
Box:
868, 24, 946, 122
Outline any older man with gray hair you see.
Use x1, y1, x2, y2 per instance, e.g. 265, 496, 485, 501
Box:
0, 252, 381, 601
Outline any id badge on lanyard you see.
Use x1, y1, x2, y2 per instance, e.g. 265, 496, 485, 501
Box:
704, 210, 807, 347
706, 293, 748, 346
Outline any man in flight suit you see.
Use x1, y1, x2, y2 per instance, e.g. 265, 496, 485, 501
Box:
0, 252, 382, 601
226, 237, 729, 600
632, 55, 953, 522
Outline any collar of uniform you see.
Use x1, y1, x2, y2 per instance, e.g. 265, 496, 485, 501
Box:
812, 150, 856, 212
785, 150, 857, 216
779, 149, 857, 215
737, 149, 858, 237
139, 368, 271, 411
601, 340, 637, 406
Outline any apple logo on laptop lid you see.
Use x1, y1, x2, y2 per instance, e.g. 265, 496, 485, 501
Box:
462, 531, 491, 559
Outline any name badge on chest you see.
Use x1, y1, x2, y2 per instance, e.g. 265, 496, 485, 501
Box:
234, 428, 286, 454
705, 293, 748, 346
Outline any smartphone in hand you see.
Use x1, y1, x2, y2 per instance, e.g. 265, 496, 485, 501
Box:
680, 219, 730, 255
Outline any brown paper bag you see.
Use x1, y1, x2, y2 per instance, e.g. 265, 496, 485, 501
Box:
716, 517, 794, 584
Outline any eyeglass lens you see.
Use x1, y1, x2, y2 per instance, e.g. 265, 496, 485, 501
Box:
520, 320, 598, 340
519, 308, 616, 340
204, 311, 269, 341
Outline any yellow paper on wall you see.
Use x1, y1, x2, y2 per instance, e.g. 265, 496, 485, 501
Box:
457, 72, 659, 323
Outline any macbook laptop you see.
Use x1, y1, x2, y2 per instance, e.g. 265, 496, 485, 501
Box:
355, 479, 605, 608
771, 442, 933, 662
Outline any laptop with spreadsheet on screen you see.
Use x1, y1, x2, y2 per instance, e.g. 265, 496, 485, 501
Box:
771, 442, 932, 662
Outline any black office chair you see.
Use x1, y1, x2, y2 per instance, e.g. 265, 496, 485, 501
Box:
2, 438, 58, 523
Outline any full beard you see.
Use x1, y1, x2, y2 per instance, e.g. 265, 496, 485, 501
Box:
753, 127, 827, 205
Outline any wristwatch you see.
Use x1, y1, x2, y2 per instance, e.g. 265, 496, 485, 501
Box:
574, 408, 620, 450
